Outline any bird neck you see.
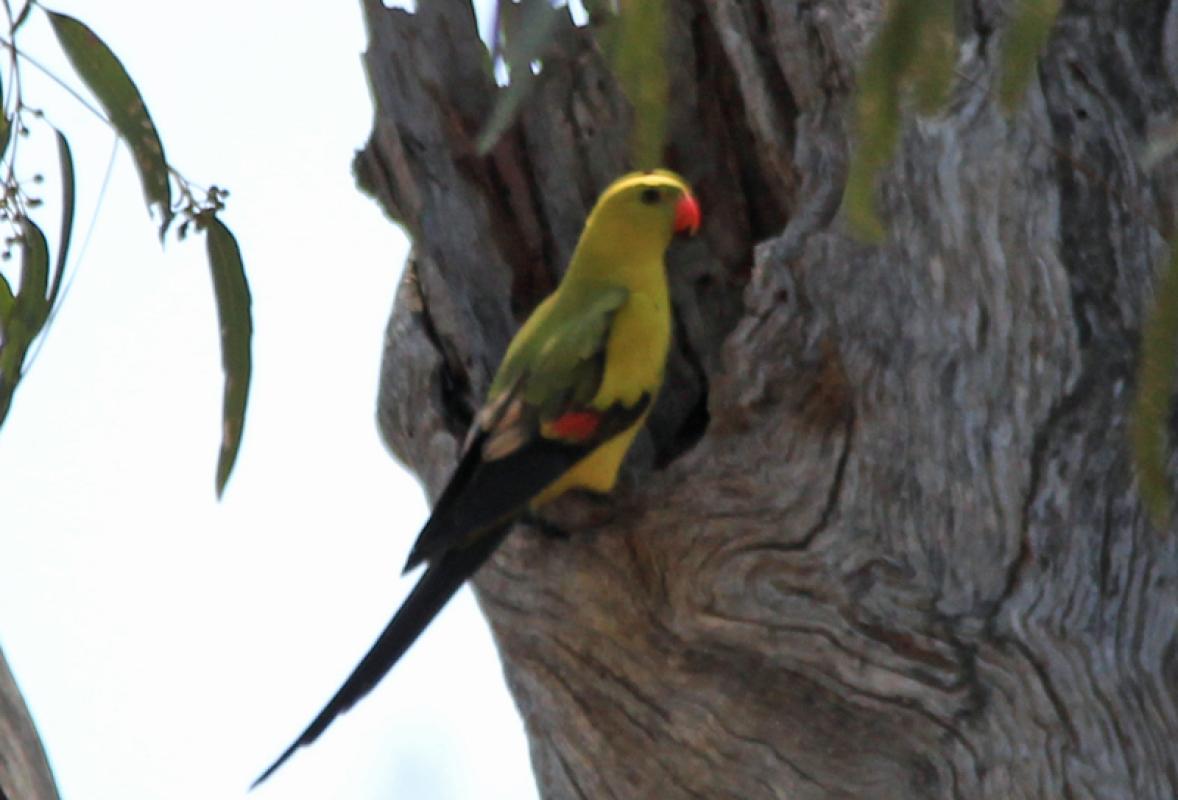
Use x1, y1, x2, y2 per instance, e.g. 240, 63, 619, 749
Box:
564, 228, 672, 300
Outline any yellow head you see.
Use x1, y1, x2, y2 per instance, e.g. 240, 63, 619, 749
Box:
566, 170, 700, 281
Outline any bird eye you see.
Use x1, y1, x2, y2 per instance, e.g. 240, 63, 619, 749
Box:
639, 187, 661, 205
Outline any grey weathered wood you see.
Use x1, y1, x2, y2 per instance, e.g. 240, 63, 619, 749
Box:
360, 0, 1178, 797
0, 647, 59, 800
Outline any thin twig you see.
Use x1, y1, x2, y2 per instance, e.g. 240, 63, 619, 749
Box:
0, 34, 108, 126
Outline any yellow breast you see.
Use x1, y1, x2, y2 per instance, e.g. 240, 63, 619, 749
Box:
533, 290, 670, 505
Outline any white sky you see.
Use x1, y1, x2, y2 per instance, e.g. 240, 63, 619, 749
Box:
0, 1, 539, 798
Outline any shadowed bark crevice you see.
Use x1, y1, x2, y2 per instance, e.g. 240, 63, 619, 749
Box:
651, 309, 711, 468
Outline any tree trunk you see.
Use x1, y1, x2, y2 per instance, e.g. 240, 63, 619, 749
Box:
360, 0, 1178, 797
0, 648, 59, 800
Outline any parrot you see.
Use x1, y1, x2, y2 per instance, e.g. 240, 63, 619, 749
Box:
253, 169, 700, 787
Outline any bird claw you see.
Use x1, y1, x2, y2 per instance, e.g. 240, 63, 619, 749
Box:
520, 511, 570, 540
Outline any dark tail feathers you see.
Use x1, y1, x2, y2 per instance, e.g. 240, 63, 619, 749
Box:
251, 525, 510, 788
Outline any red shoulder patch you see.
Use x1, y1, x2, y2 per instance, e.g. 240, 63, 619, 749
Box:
549, 410, 601, 442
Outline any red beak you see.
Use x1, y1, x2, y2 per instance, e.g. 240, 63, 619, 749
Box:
674, 192, 701, 236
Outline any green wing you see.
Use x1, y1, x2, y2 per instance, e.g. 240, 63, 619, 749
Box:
403, 284, 644, 571
492, 284, 628, 405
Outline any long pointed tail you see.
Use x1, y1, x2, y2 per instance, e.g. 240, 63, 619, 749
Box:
252, 526, 510, 788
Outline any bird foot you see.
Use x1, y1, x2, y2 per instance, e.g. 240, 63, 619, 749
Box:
520, 510, 570, 541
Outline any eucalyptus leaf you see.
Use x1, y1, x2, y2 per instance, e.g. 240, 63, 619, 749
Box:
845, 0, 951, 240
1132, 245, 1178, 529
910, 2, 955, 113
0, 218, 51, 427
48, 128, 75, 309
0, 273, 13, 326
0, 73, 10, 168
477, 69, 540, 154
999, 0, 1060, 111
477, 0, 561, 154
47, 11, 173, 237
202, 213, 252, 497
16, 216, 49, 328
612, 0, 668, 169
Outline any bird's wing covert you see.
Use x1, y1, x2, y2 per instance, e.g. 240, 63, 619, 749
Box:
403, 285, 646, 571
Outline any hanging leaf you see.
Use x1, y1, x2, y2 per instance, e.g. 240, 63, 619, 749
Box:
0, 274, 13, 327
47, 11, 173, 237
201, 213, 252, 497
909, 2, 955, 114
999, 0, 1060, 111
14, 217, 49, 329
0, 72, 11, 168
844, 0, 957, 241
477, 0, 561, 154
0, 133, 76, 428
0, 339, 17, 427
477, 72, 541, 155
844, 82, 897, 242
0, 219, 51, 427
612, 0, 668, 169
47, 128, 75, 309
1132, 246, 1178, 530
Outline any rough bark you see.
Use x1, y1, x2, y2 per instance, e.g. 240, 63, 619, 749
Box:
360, 0, 1178, 797
0, 648, 59, 800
